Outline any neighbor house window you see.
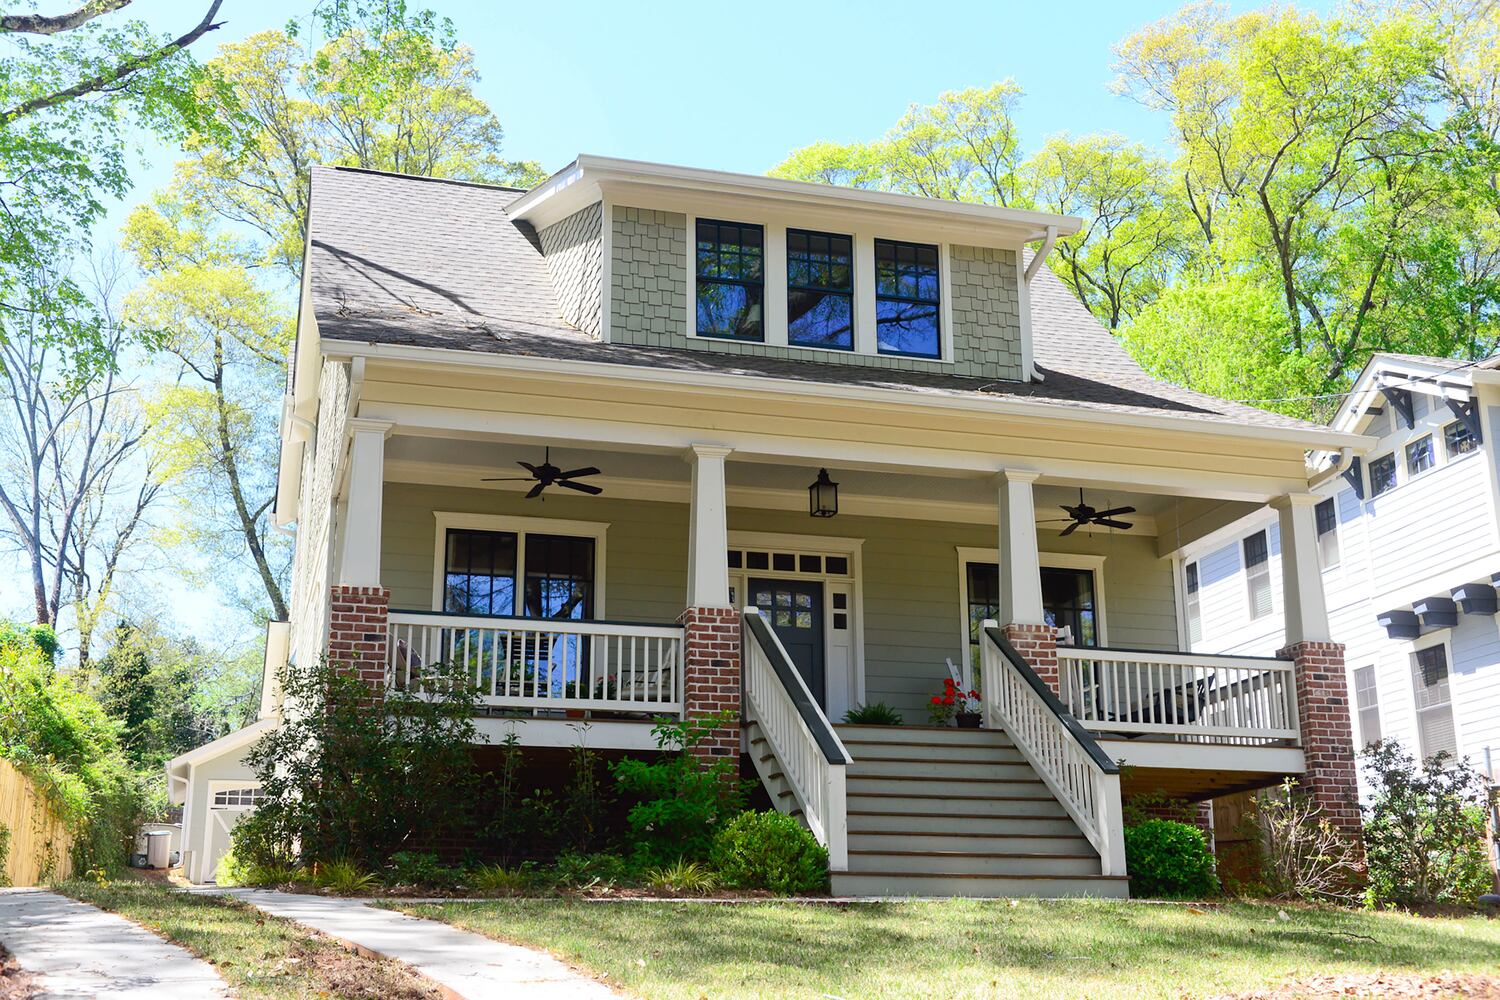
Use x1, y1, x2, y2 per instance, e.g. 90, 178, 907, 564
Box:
874, 238, 941, 358
1315, 498, 1339, 570
443, 528, 595, 620
1244, 530, 1272, 620
1406, 434, 1435, 476
1352, 665, 1381, 747
1411, 644, 1457, 760
1369, 453, 1397, 496
1184, 561, 1202, 644
786, 229, 853, 350
1445, 420, 1477, 457
695, 219, 764, 341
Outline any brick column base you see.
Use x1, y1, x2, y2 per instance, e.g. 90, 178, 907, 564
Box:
1279, 640, 1362, 844
678, 606, 741, 762
1003, 623, 1060, 696
328, 585, 390, 702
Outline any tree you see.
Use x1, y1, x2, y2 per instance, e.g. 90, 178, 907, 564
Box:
123, 198, 291, 621
0, 2, 225, 364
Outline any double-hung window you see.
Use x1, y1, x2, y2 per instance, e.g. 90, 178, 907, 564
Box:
443, 528, 595, 620
1411, 644, 1458, 760
1406, 435, 1435, 477
695, 219, 764, 341
1184, 562, 1202, 644
786, 229, 854, 350
1369, 453, 1397, 497
1352, 665, 1381, 747
874, 238, 941, 358
1244, 530, 1272, 620
1445, 420, 1477, 458
1315, 498, 1340, 570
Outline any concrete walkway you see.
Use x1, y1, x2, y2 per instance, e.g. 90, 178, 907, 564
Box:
216, 889, 618, 999
0, 888, 230, 999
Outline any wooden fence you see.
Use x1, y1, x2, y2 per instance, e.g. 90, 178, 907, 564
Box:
0, 758, 74, 886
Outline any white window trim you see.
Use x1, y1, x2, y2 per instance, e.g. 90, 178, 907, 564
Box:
208, 780, 265, 809
729, 529, 865, 719
1350, 664, 1382, 749
1315, 497, 1342, 573
686, 210, 956, 364
1407, 630, 1463, 761
954, 547, 1110, 689
430, 512, 610, 618
1181, 557, 1202, 647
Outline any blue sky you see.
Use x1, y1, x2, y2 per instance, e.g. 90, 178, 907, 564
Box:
8, 0, 1334, 642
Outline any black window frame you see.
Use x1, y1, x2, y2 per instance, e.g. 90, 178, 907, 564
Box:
1444, 420, 1477, 458
1243, 530, 1272, 620
874, 237, 942, 359
694, 218, 765, 343
1315, 497, 1340, 570
786, 228, 855, 351
1405, 434, 1435, 477
1368, 453, 1398, 497
443, 528, 518, 616
1184, 561, 1202, 644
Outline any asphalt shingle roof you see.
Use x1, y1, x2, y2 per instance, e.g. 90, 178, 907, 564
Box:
305, 165, 1319, 433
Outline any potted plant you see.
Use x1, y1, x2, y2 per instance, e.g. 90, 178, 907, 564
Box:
929, 678, 982, 727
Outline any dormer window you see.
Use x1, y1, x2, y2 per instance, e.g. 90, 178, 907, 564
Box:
875, 238, 941, 358
695, 219, 764, 341
787, 229, 854, 350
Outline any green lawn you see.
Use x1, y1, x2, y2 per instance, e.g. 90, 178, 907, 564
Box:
59, 875, 438, 1000
387, 898, 1500, 999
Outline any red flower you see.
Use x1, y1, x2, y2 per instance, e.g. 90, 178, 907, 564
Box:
930, 696, 942, 705
942, 694, 955, 705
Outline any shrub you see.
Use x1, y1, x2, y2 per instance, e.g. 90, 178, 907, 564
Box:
1254, 780, 1363, 904
234, 654, 480, 872
553, 851, 630, 889
842, 702, 903, 726
1361, 741, 1493, 908
560, 727, 613, 855
469, 863, 532, 893
385, 851, 462, 889
311, 858, 377, 894
611, 713, 746, 867
1123, 819, 1219, 899
711, 811, 828, 895
0, 822, 10, 888
643, 859, 719, 895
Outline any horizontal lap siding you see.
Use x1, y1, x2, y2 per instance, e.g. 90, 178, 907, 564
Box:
1449, 615, 1500, 769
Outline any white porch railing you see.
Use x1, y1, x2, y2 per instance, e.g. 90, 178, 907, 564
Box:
386, 611, 684, 714
1056, 646, 1299, 743
980, 621, 1126, 877
742, 607, 851, 872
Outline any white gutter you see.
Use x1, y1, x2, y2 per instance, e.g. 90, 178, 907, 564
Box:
1308, 446, 1355, 490
1021, 225, 1059, 383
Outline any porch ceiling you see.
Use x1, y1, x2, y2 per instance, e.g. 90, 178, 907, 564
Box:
381, 434, 1252, 535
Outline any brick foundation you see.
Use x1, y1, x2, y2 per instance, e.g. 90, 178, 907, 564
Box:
328, 585, 390, 701
677, 605, 741, 762
1003, 623, 1060, 695
1279, 640, 1362, 842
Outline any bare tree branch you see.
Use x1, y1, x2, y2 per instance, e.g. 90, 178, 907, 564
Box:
1, 0, 131, 36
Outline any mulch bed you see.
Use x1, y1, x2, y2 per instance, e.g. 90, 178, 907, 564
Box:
1215, 972, 1500, 998
0, 945, 39, 1000
292, 939, 441, 1000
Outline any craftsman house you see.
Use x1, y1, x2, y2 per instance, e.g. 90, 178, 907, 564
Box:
168, 157, 1372, 893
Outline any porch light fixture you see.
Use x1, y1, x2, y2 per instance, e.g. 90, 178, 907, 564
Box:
808, 468, 839, 518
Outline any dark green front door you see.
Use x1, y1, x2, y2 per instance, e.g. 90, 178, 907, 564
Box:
750, 577, 826, 707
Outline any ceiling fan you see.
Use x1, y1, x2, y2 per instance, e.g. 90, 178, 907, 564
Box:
1041, 488, 1136, 537
481, 447, 603, 499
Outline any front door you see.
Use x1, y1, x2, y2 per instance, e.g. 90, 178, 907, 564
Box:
750, 578, 826, 707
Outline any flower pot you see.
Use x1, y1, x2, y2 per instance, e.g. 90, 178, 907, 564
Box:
955, 712, 982, 729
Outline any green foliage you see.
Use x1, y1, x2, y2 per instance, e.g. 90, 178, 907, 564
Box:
841, 702, 903, 726
469, 862, 532, 893
610, 714, 747, 868
642, 859, 720, 896
0, 622, 145, 873
711, 811, 829, 896
310, 858, 377, 895
1360, 741, 1494, 908
553, 851, 631, 890
384, 851, 462, 889
0, 822, 10, 888
0, 622, 58, 660
560, 728, 613, 855
1253, 780, 1364, 905
233, 654, 480, 872
1123, 819, 1220, 899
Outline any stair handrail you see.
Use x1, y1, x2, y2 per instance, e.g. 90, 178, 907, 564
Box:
741, 607, 851, 870
980, 621, 1127, 877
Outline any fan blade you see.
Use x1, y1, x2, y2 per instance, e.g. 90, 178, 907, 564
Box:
1092, 506, 1137, 519
556, 467, 600, 480
517, 461, 538, 473
1094, 518, 1134, 530
525, 481, 546, 499
555, 478, 603, 496
1059, 521, 1080, 537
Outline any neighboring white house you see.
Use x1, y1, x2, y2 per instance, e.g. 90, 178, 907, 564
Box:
169, 156, 1377, 894
1177, 353, 1500, 871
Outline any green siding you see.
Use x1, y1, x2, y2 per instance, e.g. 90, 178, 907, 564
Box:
381, 484, 1178, 719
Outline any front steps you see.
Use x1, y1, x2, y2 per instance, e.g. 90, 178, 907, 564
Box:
828, 724, 1130, 899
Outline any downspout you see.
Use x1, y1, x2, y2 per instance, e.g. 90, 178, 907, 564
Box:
1307, 446, 1354, 490
1022, 225, 1059, 383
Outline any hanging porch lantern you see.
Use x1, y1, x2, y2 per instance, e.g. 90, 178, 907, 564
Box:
808, 468, 839, 518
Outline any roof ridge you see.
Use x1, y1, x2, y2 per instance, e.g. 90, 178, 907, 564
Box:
320, 163, 528, 194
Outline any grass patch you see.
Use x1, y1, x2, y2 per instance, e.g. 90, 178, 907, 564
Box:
386, 898, 1500, 1000
58, 874, 438, 1000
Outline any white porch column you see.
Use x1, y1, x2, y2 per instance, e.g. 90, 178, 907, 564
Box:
1271, 493, 1332, 645
997, 469, 1044, 626
338, 417, 393, 587
685, 444, 733, 607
